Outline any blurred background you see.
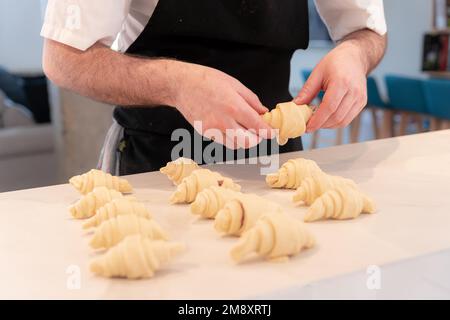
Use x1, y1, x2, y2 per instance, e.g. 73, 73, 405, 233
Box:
1, 0, 449, 192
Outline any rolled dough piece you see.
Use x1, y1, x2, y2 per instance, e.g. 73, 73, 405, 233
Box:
230, 212, 315, 263
90, 214, 169, 249
90, 235, 184, 279
190, 186, 242, 219
170, 169, 241, 204
266, 158, 324, 189
262, 102, 312, 145
69, 169, 133, 195
160, 157, 200, 185
305, 185, 376, 222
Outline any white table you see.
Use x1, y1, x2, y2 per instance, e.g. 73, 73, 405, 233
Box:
1, 131, 450, 299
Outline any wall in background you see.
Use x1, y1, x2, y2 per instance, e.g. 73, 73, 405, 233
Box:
290, 0, 434, 97
0, 0, 44, 73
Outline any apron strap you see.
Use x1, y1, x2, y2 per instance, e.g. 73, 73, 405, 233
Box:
97, 119, 124, 175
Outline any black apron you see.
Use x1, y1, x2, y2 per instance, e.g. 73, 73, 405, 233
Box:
114, 0, 309, 175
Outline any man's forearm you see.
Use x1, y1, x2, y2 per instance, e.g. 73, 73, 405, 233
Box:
43, 40, 181, 107
338, 28, 387, 75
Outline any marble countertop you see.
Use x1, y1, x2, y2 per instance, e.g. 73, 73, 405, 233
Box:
1, 130, 450, 299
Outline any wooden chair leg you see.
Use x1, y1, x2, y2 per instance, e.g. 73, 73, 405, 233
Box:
430, 117, 441, 131
350, 113, 362, 143
371, 109, 380, 139
311, 130, 319, 149
398, 112, 409, 136
335, 128, 344, 145
381, 110, 394, 138
414, 114, 424, 133
441, 120, 450, 130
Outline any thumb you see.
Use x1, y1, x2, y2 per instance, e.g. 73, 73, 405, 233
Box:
294, 67, 323, 105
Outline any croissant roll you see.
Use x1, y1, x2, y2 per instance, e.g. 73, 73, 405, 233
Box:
293, 175, 358, 206
83, 198, 153, 229
90, 235, 185, 279
305, 185, 376, 222
214, 194, 282, 236
160, 157, 199, 185
230, 212, 315, 263
69, 169, 133, 195
266, 158, 324, 189
90, 214, 169, 249
69, 186, 129, 219
262, 102, 312, 145
190, 186, 241, 219
170, 169, 241, 204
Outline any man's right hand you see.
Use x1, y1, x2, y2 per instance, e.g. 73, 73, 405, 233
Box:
170, 62, 274, 149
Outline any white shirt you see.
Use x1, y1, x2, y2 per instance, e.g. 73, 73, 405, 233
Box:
41, 0, 387, 52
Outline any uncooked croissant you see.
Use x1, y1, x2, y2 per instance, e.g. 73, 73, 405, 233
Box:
230, 212, 315, 263
214, 194, 282, 236
69, 186, 128, 219
190, 186, 242, 219
90, 214, 169, 249
90, 235, 184, 279
293, 175, 358, 206
266, 158, 324, 189
83, 198, 153, 229
262, 102, 312, 145
69, 169, 133, 195
160, 157, 200, 185
170, 169, 241, 204
305, 185, 376, 222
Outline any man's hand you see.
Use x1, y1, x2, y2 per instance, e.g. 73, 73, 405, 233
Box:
294, 29, 387, 132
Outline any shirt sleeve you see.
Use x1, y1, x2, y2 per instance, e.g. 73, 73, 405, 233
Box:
40, 0, 132, 51
314, 0, 387, 41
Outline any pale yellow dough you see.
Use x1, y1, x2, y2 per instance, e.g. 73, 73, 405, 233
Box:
170, 169, 241, 204
69, 169, 133, 195
293, 175, 358, 205
69, 186, 128, 219
214, 194, 282, 236
190, 186, 242, 219
160, 157, 200, 185
83, 198, 153, 229
305, 185, 376, 222
262, 102, 312, 145
230, 212, 315, 263
90, 214, 169, 249
266, 158, 324, 189
90, 235, 184, 279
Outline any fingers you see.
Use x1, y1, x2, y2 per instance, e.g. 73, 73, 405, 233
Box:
306, 83, 346, 132
321, 92, 356, 128
230, 79, 269, 115
335, 99, 366, 128
294, 67, 323, 105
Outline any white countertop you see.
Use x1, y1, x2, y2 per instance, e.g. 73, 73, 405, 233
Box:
1, 131, 450, 299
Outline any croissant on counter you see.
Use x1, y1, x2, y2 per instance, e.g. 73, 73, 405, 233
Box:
69, 186, 129, 219
230, 212, 315, 263
190, 186, 242, 219
69, 169, 133, 195
304, 185, 376, 222
266, 158, 324, 189
83, 198, 153, 229
90, 235, 185, 279
214, 194, 282, 236
170, 169, 241, 204
160, 157, 199, 185
262, 102, 312, 146
90, 214, 169, 249
293, 175, 358, 206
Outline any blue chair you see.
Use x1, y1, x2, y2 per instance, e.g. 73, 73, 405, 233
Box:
422, 79, 450, 130
385, 75, 428, 135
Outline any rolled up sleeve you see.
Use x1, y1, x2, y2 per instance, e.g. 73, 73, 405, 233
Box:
40, 0, 132, 51
314, 0, 387, 41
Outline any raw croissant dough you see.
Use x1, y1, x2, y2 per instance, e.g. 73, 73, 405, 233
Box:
214, 194, 282, 236
305, 185, 376, 222
90, 235, 184, 279
170, 169, 241, 204
266, 158, 324, 189
262, 102, 312, 145
230, 212, 315, 263
90, 214, 169, 249
83, 198, 153, 229
69, 169, 133, 195
69, 186, 129, 219
160, 157, 199, 185
190, 186, 242, 219
293, 175, 357, 205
